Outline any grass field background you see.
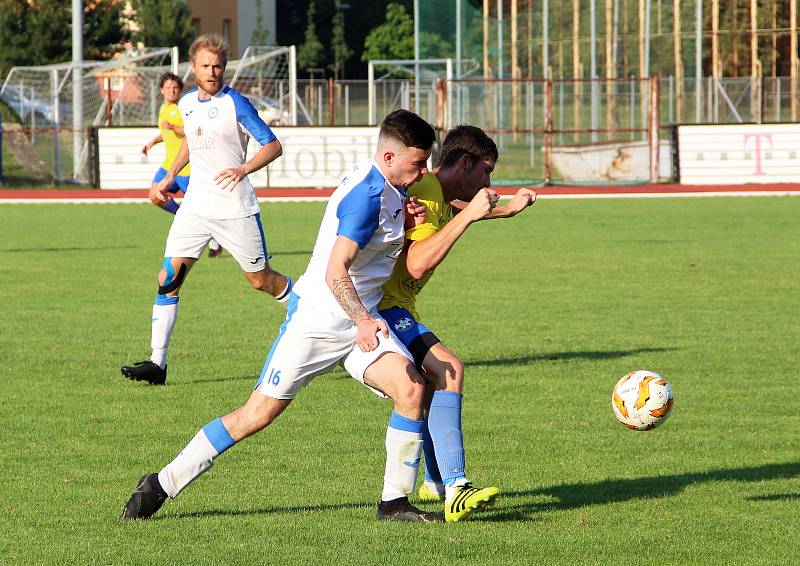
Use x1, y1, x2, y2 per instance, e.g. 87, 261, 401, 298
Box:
1, 197, 798, 564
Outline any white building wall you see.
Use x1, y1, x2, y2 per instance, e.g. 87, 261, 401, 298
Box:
237, 0, 276, 55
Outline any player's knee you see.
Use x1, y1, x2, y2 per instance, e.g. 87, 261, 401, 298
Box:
393, 366, 426, 410
445, 357, 465, 390
247, 272, 265, 290
149, 193, 164, 206
247, 269, 275, 290
248, 269, 286, 295
157, 258, 187, 296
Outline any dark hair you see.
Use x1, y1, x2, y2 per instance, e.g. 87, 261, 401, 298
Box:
159, 72, 183, 89
379, 109, 435, 150
438, 125, 498, 168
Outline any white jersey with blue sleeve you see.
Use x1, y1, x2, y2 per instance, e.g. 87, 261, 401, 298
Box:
178, 85, 277, 219
292, 159, 407, 319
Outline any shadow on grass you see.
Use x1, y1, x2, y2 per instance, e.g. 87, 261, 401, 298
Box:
174, 374, 258, 385
271, 250, 313, 256
2, 245, 138, 253
166, 501, 372, 520
477, 461, 800, 522
745, 493, 800, 502
154, 462, 799, 523
468, 346, 674, 367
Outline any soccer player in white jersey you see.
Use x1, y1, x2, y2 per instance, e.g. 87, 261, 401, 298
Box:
121, 33, 292, 385
120, 109, 441, 523
378, 125, 536, 521
140, 72, 223, 257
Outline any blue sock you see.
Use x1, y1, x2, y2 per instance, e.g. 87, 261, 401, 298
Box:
202, 417, 236, 455
428, 390, 465, 486
421, 419, 442, 483
163, 198, 180, 214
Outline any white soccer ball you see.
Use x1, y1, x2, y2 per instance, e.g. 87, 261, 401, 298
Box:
611, 370, 673, 431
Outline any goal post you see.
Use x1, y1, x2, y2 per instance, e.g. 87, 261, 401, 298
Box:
0, 47, 174, 184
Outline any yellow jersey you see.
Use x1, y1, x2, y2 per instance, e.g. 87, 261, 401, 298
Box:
158, 102, 190, 176
378, 173, 453, 319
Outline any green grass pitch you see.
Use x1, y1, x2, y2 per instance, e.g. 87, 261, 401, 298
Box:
1, 197, 798, 564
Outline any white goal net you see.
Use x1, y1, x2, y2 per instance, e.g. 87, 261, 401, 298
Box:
1, 47, 175, 183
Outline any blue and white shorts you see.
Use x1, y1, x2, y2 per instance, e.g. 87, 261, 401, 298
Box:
255, 293, 414, 400
378, 306, 441, 368
164, 208, 271, 272
152, 167, 190, 193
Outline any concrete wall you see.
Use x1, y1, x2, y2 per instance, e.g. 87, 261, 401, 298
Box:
237, 0, 276, 56
185, 0, 276, 58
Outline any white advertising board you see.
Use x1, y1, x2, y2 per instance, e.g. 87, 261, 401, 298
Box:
677, 123, 800, 185
96, 126, 380, 190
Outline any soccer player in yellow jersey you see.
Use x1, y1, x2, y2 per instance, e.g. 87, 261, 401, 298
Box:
142, 72, 221, 256
378, 125, 537, 522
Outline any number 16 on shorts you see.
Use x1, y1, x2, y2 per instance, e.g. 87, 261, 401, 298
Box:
266, 368, 281, 386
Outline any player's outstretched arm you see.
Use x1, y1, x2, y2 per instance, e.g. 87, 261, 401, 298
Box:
142, 134, 163, 156
405, 188, 498, 279
215, 139, 282, 192
326, 235, 388, 352
484, 187, 537, 219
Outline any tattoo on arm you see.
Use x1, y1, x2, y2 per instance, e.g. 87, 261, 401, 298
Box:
331, 275, 368, 322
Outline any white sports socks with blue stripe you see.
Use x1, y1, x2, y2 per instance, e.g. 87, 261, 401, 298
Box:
157, 417, 236, 498
381, 412, 424, 501
151, 297, 179, 369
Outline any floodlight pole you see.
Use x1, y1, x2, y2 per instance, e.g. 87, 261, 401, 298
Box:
644, 0, 651, 78
542, 0, 549, 78
414, 0, 420, 113
590, 0, 599, 141
456, 0, 462, 79
72, 0, 83, 181
497, 0, 503, 132
696, 0, 703, 121
497, 0, 503, 78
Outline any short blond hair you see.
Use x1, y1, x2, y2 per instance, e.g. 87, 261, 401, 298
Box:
189, 33, 229, 66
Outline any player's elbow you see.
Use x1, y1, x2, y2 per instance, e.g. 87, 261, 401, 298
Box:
271, 140, 283, 159
406, 260, 428, 280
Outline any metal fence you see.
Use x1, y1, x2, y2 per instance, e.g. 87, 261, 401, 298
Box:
3, 73, 800, 187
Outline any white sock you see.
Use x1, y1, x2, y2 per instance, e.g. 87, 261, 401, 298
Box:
157, 429, 219, 498
424, 480, 445, 496
150, 299, 179, 369
381, 425, 423, 501
444, 477, 471, 502
209, 239, 221, 251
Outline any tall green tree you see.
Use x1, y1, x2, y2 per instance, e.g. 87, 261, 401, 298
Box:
361, 2, 414, 63
0, 0, 126, 76
0, 0, 69, 73
132, 0, 194, 57
250, 0, 271, 45
84, 0, 128, 60
276, 1, 412, 79
296, 1, 323, 73
329, 2, 353, 79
